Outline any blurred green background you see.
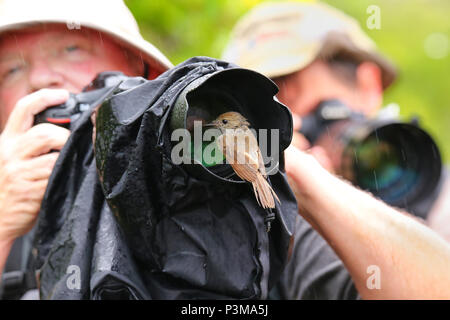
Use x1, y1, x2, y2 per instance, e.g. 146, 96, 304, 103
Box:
126, 0, 450, 162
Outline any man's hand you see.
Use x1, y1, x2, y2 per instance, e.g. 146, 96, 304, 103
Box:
0, 89, 70, 244
290, 114, 334, 173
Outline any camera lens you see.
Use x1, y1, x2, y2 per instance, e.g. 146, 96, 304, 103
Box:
343, 123, 441, 208
353, 134, 418, 202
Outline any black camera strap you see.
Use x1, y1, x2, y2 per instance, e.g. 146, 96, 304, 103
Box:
0, 231, 37, 300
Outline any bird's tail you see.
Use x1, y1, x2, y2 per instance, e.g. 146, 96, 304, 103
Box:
252, 174, 281, 209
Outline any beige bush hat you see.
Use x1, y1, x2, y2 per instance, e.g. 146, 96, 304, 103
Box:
222, 1, 396, 89
0, 0, 173, 75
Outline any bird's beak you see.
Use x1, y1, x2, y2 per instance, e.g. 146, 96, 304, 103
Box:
203, 121, 217, 128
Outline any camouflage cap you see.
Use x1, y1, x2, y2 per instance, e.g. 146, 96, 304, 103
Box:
222, 1, 396, 89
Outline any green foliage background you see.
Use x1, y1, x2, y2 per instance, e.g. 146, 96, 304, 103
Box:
126, 0, 450, 162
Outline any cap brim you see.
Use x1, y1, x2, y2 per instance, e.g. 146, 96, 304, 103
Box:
317, 32, 397, 89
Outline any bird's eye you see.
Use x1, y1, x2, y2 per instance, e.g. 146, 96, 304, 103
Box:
222, 119, 228, 124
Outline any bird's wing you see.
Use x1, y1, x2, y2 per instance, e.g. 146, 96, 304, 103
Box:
253, 136, 267, 177
218, 131, 259, 182
242, 128, 267, 177
257, 148, 267, 177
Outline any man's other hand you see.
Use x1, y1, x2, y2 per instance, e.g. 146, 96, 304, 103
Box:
290, 114, 334, 173
0, 89, 70, 243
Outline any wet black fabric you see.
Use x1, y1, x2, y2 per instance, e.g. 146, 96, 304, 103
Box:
32, 57, 298, 300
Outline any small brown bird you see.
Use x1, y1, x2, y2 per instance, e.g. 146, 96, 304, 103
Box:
207, 111, 280, 209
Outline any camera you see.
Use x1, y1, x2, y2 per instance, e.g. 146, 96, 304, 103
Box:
300, 99, 442, 218
33, 71, 130, 129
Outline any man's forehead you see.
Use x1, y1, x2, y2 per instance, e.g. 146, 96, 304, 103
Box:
0, 24, 100, 58
0, 24, 96, 48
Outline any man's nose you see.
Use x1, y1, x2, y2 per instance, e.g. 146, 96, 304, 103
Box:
28, 60, 64, 91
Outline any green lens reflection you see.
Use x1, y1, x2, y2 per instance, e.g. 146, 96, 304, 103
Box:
355, 138, 402, 190
353, 135, 418, 201
189, 138, 225, 167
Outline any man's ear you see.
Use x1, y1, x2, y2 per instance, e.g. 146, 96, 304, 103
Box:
355, 61, 383, 116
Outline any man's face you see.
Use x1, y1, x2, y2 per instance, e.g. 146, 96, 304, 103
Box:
275, 59, 382, 118
275, 59, 383, 171
0, 25, 142, 129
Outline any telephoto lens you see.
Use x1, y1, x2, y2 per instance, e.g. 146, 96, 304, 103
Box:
300, 100, 442, 218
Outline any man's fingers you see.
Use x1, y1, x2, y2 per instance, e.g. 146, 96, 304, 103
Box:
290, 115, 310, 151
20, 153, 60, 180
16, 124, 70, 158
308, 146, 335, 173
14, 179, 49, 202
291, 131, 311, 151
29, 179, 50, 199
292, 114, 302, 131
2, 89, 69, 136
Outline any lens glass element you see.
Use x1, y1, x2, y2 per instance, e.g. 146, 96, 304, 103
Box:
352, 129, 419, 203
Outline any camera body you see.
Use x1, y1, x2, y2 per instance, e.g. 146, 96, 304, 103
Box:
33, 72, 129, 129
300, 100, 442, 218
